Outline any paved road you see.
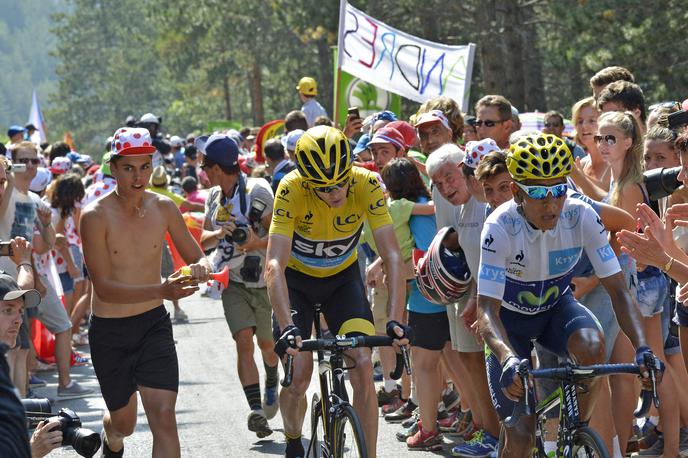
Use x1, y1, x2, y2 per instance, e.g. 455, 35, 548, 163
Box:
35, 291, 462, 457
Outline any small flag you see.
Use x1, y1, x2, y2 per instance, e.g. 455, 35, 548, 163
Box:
28, 89, 47, 144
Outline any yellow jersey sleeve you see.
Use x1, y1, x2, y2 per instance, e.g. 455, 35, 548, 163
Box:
269, 169, 302, 239
358, 170, 393, 231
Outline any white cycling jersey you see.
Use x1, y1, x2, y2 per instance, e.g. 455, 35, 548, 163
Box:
478, 198, 621, 315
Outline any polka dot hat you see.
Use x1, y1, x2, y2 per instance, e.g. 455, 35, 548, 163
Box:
463, 138, 500, 169
110, 127, 157, 158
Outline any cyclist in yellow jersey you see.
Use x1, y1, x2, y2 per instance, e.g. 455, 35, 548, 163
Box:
266, 125, 410, 458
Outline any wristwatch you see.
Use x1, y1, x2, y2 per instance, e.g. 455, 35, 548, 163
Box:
661, 257, 674, 273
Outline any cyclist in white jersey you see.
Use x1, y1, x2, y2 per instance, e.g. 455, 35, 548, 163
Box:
475, 133, 659, 456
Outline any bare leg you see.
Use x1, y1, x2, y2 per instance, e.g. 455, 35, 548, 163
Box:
103, 393, 138, 453
279, 352, 313, 437
257, 337, 279, 368
589, 378, 614, 452
70, 281, 91, 335
413, 347, 442, 432
54, 330, 73, 388
8, 348, 29, 397
234, 328, 260, 386
567, 328, 606, 420
139, 386, 180, 458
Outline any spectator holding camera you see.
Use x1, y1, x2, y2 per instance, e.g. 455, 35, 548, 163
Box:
198, 134, 280, 438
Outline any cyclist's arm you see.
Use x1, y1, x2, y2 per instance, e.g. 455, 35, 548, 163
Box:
265, 233, 293, 330
477, 295, 515, 363
372, 224, 405, 322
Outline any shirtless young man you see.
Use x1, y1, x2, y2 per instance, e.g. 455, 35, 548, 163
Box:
81, 127, 211, 457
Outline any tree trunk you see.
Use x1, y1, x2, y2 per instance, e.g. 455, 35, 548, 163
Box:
520, 2, 546, 111
474, 0, 503, 96
248, 60, 264, 126
222, 75, 232, 120
499, 0, 525, 109
316, 38, 334, 118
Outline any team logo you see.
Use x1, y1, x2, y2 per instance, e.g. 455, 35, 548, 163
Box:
275, 208, 292, 218
368, 197, 387, 215
334, 213, 361, 233
509, 249, 525, 267
482, 233, 495, 253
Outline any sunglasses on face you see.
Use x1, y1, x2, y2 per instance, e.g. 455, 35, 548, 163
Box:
593, 134, 617, 145
313, 177, 349, 193
544, 122, 562, 128
515, 182, 568, 200
475, 119, 506, 128
17, 158, 41, 165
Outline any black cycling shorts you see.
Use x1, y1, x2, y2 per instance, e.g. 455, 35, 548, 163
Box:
408, 311, 450, 351
273, 262, 375, 339
89, 305, 178, 412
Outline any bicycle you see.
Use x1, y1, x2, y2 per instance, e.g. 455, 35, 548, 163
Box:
501, 356, 661, 458
281, 303, 411, 458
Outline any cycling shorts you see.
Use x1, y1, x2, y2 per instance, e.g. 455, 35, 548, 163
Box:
273, 262, 375, 340
485, 292, 601, 420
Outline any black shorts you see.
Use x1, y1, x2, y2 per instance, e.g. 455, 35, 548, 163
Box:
273, 262, 375, 339
408, 311, 450, 351
89, 305, 178, 411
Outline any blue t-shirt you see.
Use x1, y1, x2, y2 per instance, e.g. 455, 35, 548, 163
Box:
407, 198, 446, 314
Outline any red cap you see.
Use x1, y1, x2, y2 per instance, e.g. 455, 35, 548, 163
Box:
368, 126, 405, 151
387, 121, 416, 149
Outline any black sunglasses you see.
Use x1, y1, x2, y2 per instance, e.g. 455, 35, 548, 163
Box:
543, 122, 562, 128
593, 134, 617, 145
17, 158, 41, 165
475, 119, 506, 128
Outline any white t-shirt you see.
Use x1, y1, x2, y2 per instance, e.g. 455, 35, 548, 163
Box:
478, 198, 621, 315
452, 197, 487, 278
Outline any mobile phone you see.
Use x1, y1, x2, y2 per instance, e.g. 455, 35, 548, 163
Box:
8, 163, 26, 173
347, 107, 360, 120
0, 241, 13, 257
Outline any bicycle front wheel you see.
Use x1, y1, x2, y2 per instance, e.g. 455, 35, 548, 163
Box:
571, 426, 610, 458
334, 404, 367, 458
309, 393, 327, 457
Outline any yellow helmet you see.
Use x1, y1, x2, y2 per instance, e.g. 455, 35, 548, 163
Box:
507, 133, 573, 182
296, 77, 318, 96
295, 125, 352, 186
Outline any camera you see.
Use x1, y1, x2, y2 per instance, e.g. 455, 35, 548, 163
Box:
23, 400, 101, 458
225, 223, 250, 246
643, 166, 682, 200
248, 199, 267, 224
0, 241, 13, 257
240, 255, 262, 283
668, 110, 688, 130
7, 162, 27, 173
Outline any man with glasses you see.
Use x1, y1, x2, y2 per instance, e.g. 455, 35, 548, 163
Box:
476, 133, 659, 456
5, 142, 92, 400
542, 111, 586, 160
475, 95, 514, 149
197, 134, 281, 439
267, 125, 409, 458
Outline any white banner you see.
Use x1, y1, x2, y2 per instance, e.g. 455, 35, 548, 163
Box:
338, 2, 475, 111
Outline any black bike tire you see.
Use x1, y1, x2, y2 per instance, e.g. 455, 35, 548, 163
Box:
334, 404, 367, 458
571, 426, 610, 458
309, 393, 326, 458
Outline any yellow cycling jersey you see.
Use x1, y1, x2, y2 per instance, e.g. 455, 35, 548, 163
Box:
270, 166, 392, 278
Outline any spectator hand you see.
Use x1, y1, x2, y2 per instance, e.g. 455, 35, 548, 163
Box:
54, 234, 68, 250
617, 229, 671, 269
36, 207, 52, 227
678, 282, 688, 306
9, 237, 32, 266
365, 258, 384, 288
666, 203, 688, 227
30, 420, 62, 458
161, 270, 199, 300
343, 115, 363, 139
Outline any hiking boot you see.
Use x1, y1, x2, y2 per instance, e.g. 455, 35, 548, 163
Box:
407, 423, 443, 451
376, 385, 401, 407
451, 429, 498, 457
262, 385, 279, 420
57, 381, 93, 400
381, 396, 405, 415
384, 399, 418, 423
247, 409, 272, 438
396, 418, 420, 442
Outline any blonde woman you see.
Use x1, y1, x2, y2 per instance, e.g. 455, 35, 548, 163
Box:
571, 97, 611, 191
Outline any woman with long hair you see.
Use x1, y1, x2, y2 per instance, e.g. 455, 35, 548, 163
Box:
571, 97, 611, 191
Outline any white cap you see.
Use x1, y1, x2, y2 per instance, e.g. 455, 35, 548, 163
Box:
139, 113, 159, 124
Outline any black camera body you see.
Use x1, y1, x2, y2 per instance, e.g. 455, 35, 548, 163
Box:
643, 166, 682, 201
24, 401, 101, 458
224, 198, 267, 246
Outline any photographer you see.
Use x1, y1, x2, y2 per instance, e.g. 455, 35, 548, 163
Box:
198, 134, 280, 438
0, 251, 62, 457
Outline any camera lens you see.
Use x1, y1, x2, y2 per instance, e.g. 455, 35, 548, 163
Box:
69, 427, 101, 457
232, 227, 249, 245
20, 398, 52, 413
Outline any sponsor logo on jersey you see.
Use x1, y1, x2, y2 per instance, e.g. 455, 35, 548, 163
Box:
548, 247, 581, 275
595, 215, 605, 233
509, 249, 526, 267
276, 186, 290, 202
367, 176, 381, 192
275, 207, 292, 218
596, 244, 615, 262
291, 229, 362, 263
304, 210, 314, 221
559, 206, 581, 229
368, 197, 387, 215
498, 213, 522, 236
482, 233, 496, 253
479, 263, 505, 282
333, 213, 362, 233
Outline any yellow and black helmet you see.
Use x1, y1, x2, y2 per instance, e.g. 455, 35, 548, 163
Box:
295, 125, 352, 186
506, 133, 573, 182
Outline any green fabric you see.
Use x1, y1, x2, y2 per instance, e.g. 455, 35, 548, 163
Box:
361, 197, 415, 261
149, 186, 185, 207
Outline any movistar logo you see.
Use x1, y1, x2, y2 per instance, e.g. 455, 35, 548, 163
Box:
517, 286, 559, 307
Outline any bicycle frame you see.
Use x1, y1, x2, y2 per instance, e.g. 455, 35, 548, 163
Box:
532, 382, 584, 457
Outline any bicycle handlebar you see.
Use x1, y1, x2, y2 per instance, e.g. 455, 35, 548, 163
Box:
503, 360, 659, 427
280, 335, 411, 387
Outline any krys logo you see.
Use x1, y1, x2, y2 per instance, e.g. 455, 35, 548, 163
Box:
334, 213, 361, 233
548, 247, 581, 275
